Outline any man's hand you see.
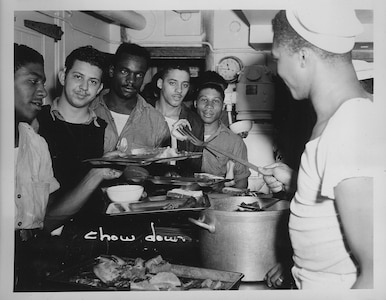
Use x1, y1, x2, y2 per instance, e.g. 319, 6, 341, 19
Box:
257, 162, 294, 193
89, 168, 123, 181
264, 263, 285, 288
171, 119, 191, 141
103, 150, 127, 158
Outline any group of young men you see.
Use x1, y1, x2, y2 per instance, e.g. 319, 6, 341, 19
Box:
14, 37, 251, 290
13, 4, 379, 292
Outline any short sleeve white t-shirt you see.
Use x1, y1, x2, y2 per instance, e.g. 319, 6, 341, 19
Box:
289, 98, 377, 274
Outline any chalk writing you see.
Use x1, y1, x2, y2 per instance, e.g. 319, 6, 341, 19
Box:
83, 223, 191, 243
144, 222, 190, 243
84, 227, 136, 242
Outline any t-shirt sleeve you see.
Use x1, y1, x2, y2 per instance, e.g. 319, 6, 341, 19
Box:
318, 99, 377, 199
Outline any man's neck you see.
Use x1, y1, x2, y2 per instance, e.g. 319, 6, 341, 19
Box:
312, 71, 367, 123
105, 91, 138, 115
57, 96, 90, 124
310, 63, 369, 138
204, 121, 220, 136
156, 99, 181, 119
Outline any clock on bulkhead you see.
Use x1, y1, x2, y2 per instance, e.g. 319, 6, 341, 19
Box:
216, 56, 243, 83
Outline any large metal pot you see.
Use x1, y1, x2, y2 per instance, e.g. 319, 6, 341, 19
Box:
189, 196, 291, 281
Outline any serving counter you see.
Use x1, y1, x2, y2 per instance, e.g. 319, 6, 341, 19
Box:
14, 191, 294, 292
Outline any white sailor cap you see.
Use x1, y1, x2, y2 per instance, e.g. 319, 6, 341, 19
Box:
286, 6, 363, 53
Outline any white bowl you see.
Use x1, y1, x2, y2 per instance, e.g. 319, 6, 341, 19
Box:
230, 120, 253, 135
106, 185, 144, 203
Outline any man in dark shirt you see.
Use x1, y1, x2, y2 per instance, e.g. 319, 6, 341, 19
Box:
148, 63, 204, 176
37, 46, 123, 232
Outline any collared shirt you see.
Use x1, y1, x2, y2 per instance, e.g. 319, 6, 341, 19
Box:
90, 90, 170, 153
49, 98, 101, 127
201, 123, 251, 181
15, 123, 60, 230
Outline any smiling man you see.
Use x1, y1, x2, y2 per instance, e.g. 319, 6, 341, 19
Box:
15, 44, 123, 291
37, 46, 108, 196
14, 43, 60, 291
194, 81, 250, 188
36, 45, 124, 233
260, 7, 377, 289
14, 43, 59, 234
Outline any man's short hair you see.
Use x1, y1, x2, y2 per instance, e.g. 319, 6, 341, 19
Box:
65, 45, 106, 76
197, 71, 227, 90
196, 82, 225, 101
113, 43, 150, 69
160, 62, 190, 79
272, 10, 351, 62
14, 43, 44, 73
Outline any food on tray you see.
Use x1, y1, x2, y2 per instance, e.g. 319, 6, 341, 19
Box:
85, 147, 201, 167
154, 146, 179, 159
93, 255, 146, 284
145, 255, 171, 273
129, 196, 208, 211
148, 272, 181, 287
222, 187, 260, 196
129, 148, 162, 156
166, 188, 203, 199
69, 255, 229, 291
201, 278, 226, 290
194, 173, 224, 180
105, 192, 210, 215
162, 197, 197, 210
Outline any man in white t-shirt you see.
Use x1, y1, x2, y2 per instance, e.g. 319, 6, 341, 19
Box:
258, 6, 380, 289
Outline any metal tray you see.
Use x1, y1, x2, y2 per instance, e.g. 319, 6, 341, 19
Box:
104, 193, 211, 216
146, 176, 231, 187
83, 152, 202, 166
47, 256, 244, 291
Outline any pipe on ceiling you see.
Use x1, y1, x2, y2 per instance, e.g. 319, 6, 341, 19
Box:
94, 11, 146, 30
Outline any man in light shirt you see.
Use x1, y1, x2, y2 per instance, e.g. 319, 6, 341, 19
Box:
260, 6, 378, 289
14, 44, 122, 291
91, 43, 170, 154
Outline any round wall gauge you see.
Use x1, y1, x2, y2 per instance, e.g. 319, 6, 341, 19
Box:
217, 56, 243, 83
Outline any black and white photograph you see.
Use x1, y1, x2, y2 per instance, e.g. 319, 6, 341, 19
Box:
1, 0, 386, 299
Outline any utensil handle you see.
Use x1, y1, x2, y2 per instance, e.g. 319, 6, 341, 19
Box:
188, 217, 215, 233
204, 143, 261, 174
259, 198, 283, 211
